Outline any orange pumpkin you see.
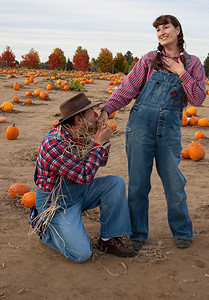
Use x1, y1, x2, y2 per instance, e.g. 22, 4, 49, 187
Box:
107, 120, 117, 131
39, 91, 49, 100
47, 83, 53, 90
34, 89, 41, 96
181, 149, 190, 159
182, 114, 188, 126
25, 78, 30, 85
188, 141, 205, 161
198, 118, 209, 127
186, 107, 197, 116
25, 91, 32, 96
8, 183, 30, 199
183, 110, 190, 117
52, 119, 59, 126
13, 82, 20, 90
1, 102, 13, 111
188, 116, 199, 126
25, 98, 32, 104
108, 111, 116, 119
194, 131, 205, 140
5, 123, 19, 140
12, 96, 20, 103
21, 192, 36, 208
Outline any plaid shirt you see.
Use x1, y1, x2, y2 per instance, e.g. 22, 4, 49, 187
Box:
103, 50, 206, 115
35, 126, 110, 192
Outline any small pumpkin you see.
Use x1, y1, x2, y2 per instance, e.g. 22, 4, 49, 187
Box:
39, 91, 49, 100
34, 89, 41, 96
181, 149, 190, 159
188, 116, 199, 126
25, 78, 30, 85
13, 82, 20, 90
188, 141, 205, 161
25, 98, 32, 104
47, 83, 53, 90
1, 102, 13, 111
108, 111, 116, 119
198, 118, 209, 127
186, 107, 197, 116
21, 192, 36, 208
8, 183, 30, 199
5, 123, 19, 140
12, 96, 20, 103
107, 120, 117, 131
194, 131, 205, 140
0, 116, 6, 123
182, 114, 188, 126
25, 91, 32, 96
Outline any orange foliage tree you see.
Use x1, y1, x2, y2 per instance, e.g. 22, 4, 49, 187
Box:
21, 48, 40, 68
114, 52, 128, 73
47, 48, 66, 69
97, 48, 114, 73
0, 46, 16, 67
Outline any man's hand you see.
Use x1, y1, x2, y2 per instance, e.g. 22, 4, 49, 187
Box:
94, 122, 112, 145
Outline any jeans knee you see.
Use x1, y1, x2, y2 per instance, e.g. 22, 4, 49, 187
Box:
64, 247, 92, 263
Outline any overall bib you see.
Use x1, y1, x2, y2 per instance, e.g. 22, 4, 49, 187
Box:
126, 57, 193, 242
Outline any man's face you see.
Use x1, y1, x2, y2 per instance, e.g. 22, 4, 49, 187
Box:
81, 108, 98, 132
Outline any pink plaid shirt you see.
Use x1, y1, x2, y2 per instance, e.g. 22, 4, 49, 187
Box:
103, 50, 206, 115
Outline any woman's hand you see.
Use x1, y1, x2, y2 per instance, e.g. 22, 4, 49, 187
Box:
164, 57, 185, 77
97, 110, 109, 127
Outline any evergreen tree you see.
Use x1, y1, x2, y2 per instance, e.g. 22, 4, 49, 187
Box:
203, 53, 209, 77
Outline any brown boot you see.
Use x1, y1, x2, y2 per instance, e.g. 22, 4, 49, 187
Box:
98, 237, 136, 257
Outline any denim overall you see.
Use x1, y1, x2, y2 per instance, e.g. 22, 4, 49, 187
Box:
33, 133, 132, 262
126, 56, 193, 242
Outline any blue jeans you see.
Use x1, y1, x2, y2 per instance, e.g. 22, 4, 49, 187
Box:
35, 175, 131, 262
126, 70, 193, 242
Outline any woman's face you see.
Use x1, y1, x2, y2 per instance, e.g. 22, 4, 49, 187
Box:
156, 22, 180, 48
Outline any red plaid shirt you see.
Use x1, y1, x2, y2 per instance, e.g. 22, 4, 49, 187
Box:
35, 126, 110, 192
103, 50, 206, 115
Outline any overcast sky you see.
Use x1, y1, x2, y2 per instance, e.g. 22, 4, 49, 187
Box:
0, 0, 208, 64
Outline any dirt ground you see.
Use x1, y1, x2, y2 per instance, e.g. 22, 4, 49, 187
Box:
0, 71, 209, 300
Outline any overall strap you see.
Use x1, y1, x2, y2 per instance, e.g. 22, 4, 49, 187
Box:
185, 54, 191, 70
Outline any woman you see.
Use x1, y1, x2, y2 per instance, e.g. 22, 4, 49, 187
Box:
98, 15, 206, 249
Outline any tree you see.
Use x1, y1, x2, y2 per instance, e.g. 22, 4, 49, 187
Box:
66, 58, 73, 71
47, 48, 66, 69
0, 46, 16, 67
90, 58, 98, 72
114, 52, 128, 74
203, 53, 209, 77
73, 53, 89, 72
97, 48, 114, 73
74, 46, 89, 60
21, 48, 40, 68
124, 50, 133, 66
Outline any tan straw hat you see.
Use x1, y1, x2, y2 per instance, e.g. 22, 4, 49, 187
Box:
56, 93, 102, 125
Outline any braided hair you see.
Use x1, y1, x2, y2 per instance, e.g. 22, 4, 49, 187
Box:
152, 15, 186, 70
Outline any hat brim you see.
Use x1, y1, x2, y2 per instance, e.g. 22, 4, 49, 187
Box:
55, 100, 102, 126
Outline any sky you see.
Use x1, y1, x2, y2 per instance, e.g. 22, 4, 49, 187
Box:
0, 0, 209, 64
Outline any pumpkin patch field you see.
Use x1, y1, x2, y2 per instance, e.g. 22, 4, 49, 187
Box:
0, 68, 209, 300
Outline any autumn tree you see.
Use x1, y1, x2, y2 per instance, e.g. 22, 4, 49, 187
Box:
128, 56, 139, 72
0, 46, 16, 67
73, 53, 89, 72
97, 48, 114, 73
47, 48, 66, 69
124, 50, 133, 67
114, 52, 128, 74
74, 46, 89, 60
21, 48, 40, 68
203, 53, 209, 76
90, 58, 98, 72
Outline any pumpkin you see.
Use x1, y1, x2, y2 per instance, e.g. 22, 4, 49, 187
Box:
63, 85, 69, 91
194, 131, 205, 140
188, 116, 199, 126
25, 78, 30, 85
188, 141, 205, 161
25, 91, 32, 96
198, 118, 209, 127
34, 89, 41, 96
57, 79, 62, 85
186, 107, 197, 116
183, 110, 190, 117
0, 116, 6, 123
107, 120, 117, 131
52, 119, 59, 126
21, 192, 36, 208
182, 114, 188, 126
39, 91, 49, 100
8, 183, 30, 199
13, 82, 20, 90
108, 111, 116, 119
181, 149, 190, 159
47, 83, 52, 90
33, 81, 37, 85
25, 98, 32, 104
12, 96, 20, 103
5, 123, 19, 140
1, 102, 13, 111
